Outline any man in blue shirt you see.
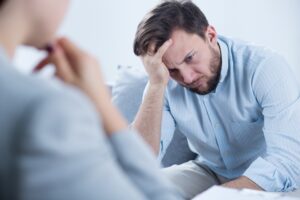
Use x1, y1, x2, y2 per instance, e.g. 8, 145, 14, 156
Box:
132, 0, 300, 199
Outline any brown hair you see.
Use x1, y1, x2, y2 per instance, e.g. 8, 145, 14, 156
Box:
133, 0, 209, 56
0, 0, 7, 8
0, 0, 5, 7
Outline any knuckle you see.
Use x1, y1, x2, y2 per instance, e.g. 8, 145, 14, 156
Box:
149, 60, 158, 67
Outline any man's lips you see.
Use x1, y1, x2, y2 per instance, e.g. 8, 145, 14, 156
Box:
186, 77, 205, 89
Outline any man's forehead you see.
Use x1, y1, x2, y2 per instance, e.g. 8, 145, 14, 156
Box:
163, 42, 192, 66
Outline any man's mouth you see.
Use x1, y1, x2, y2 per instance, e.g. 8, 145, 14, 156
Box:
187, 77, 205, 89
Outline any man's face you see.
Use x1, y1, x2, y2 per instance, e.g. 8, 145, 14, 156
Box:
25, 0, 70, 48
162, 29, 221, 95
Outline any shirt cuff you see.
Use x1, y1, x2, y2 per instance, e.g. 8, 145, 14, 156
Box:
157, 140, 166, 162
243, 157, 295, 192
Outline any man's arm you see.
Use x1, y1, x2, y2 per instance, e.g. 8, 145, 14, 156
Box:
132, 83, 167, 154
131, 40, 173, 155
240, 54, 300, 192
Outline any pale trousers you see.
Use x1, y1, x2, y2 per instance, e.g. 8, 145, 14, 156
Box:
162, 160, 231, 199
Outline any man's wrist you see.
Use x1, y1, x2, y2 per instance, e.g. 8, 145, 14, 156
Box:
148, 81, 168, 91
148, 74, 169, 87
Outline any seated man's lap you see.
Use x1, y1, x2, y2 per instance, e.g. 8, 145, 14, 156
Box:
162, 160, 229, 199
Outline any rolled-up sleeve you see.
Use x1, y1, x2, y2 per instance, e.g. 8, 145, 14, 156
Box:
244, 54, 300, 192
159, 96, 176, 161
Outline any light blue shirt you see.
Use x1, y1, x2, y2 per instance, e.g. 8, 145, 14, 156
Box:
159, 35, 300, 192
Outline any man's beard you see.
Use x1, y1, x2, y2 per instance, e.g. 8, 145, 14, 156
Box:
187, 46, 221, 95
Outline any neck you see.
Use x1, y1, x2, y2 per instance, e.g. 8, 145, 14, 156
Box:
0, 34, 19, 59
218, 43, 222, 67
0, 3, 28, 59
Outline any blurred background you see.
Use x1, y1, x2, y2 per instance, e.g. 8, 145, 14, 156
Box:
13, 0, 300, 83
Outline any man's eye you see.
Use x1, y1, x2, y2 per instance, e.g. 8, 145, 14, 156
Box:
185, 55, 193, 63
168, 68, 177, 74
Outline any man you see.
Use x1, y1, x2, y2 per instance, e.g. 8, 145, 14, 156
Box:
0, 0, 181, 199
132, 0, 300, 198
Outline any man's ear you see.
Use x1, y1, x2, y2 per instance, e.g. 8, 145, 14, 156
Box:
206, 25, 218, 45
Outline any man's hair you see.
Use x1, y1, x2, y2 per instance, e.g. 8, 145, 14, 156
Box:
0, 0, 7, 8
0, 0, 6, 8
133, 0, 209, 56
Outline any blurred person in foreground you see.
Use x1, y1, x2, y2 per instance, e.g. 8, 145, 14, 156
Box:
0, 0, 182, 199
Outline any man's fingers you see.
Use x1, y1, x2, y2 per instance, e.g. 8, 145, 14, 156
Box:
148, 43, 156, 55
156, 39, 172, 58
34, 42, 75, 84
33, 56, 51, 72
57, 37, 83, 63
49, 47, 75, 83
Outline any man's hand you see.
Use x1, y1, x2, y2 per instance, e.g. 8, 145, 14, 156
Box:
35, 38, 108, 105
141, 39, 172, 86
132, 39, 173, 154
34, 37, 127, 135
222, 176, 263, 191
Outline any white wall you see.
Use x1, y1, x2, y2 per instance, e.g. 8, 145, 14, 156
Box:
14, 0, 300, 82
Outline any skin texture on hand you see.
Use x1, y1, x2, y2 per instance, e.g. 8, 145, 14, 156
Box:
141, 39, 173, 86
34, 37, 128, 136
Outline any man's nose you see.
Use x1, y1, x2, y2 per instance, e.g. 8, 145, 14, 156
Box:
181, 69, 195, 85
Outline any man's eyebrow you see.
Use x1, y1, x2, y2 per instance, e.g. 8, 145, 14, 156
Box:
175, 50, 194, 65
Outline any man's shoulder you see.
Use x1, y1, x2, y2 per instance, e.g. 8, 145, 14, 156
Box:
220, 35, 278, 64
219, 35, 286, 81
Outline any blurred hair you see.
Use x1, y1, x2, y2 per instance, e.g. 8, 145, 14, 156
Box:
0, 0, 7, 8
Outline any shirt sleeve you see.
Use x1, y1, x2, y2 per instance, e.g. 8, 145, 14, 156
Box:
15, 89, 181, 200
109, 129, 181, 200
243, 54, 300, 192
158, 93, 176, 161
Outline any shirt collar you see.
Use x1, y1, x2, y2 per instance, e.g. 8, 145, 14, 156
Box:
218, 37, 229, 84
206, 37, 229, 95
